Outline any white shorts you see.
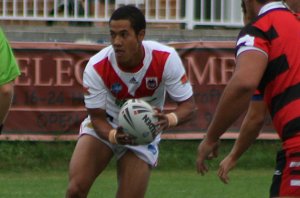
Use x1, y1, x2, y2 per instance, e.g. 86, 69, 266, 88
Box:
79, 118, 160, 167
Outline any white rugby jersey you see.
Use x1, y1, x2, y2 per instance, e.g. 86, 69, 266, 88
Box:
83, 40, 193, 126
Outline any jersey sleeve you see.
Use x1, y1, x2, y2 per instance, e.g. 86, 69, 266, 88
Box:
83, 61, 107, 109
0, 29, 20, 85
236, 23, 270, 57
163, 48, 193, 102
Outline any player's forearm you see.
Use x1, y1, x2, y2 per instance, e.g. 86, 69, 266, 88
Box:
173, 96, 196, 126
90, 118, 113, 141
87, 108, 114, 141
229, 122, 262, 161
206, 81, 254, 142
230, 100, 267, 160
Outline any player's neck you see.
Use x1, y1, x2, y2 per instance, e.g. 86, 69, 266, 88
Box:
118, 46, 145, 73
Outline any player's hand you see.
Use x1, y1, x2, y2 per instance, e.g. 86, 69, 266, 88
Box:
153, 108, 169, 131
115, 127, 137, 145
196, 137, 220, 175
218, 154, 237, 184
207, 138, 220, 159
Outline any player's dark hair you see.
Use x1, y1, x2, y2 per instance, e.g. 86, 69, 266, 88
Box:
109, 5, 146, 35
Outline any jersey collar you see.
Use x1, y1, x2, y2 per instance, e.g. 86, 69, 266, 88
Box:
259, 2, 285, 16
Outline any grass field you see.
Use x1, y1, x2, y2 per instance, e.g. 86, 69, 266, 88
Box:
0, 139, 281, 197
0, 169, 273, 198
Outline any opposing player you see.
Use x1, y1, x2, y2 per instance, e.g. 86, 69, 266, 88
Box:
218, 0, 300, 185
0, 28, 20, 133
66, 5, 196, 198
196, 0, 300, 197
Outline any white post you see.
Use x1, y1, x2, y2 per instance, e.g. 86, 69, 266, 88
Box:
185, 0, 194, 29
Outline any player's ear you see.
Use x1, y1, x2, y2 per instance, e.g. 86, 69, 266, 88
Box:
137, 29, 145, 42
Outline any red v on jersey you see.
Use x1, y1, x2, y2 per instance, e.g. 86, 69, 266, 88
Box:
93, 50, 169, 100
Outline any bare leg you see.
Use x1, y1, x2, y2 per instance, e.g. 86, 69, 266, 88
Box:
116, 150, 151, 198
66, 135, 113, 198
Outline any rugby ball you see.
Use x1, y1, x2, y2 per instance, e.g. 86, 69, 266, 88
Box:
118, 99, 159, 144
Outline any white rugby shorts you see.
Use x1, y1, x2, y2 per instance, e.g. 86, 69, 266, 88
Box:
79, 118, 160, 167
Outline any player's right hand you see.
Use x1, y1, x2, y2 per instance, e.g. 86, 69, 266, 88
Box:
196, 137, 219, 175
115, 127, 137, 145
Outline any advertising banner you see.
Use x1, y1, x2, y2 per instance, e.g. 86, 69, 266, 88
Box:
2, 42, 276, 140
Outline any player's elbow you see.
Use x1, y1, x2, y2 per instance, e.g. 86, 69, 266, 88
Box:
231, 71, 259, 93
0, 83, 14, 99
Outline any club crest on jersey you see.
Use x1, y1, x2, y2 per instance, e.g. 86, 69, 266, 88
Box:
146, 77, 158, 90
111, 83, 122, 95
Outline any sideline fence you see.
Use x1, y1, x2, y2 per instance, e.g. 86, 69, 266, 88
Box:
0, 0, 243, 29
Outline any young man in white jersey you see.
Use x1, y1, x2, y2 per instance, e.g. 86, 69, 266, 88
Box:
66, 5, 196, 198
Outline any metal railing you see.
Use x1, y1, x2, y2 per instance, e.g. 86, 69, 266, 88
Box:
0, 0, 243, 29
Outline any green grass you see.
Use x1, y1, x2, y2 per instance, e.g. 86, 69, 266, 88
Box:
0, 139, 281, 171
147, 169, 272, 198
0, 169, 272, 198
0, 139, 281, 197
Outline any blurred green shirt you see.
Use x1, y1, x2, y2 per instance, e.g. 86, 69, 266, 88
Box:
0, 28, 20, 85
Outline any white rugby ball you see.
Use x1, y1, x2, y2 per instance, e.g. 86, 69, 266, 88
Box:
118, 99, 159, 145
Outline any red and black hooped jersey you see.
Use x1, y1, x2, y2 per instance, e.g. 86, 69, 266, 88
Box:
236, 2, 300, 149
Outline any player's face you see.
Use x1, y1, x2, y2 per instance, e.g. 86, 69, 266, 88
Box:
109, 19, 145, 68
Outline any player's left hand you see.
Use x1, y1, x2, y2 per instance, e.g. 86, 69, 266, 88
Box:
218, 154, 237, 184
153, 108, 169, 131
115, 127, 137, 145
196, 137, 220, 175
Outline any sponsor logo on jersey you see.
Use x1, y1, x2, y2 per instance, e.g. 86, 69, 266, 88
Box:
115, 99, 126, 107
146, 77, 158, 90
148, 144, 157, 155
291, 180, 300, 186
111, 83, 122, 95
290, 161, 300, 167
129, 77, 138, 84
274, 170, 282, 175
